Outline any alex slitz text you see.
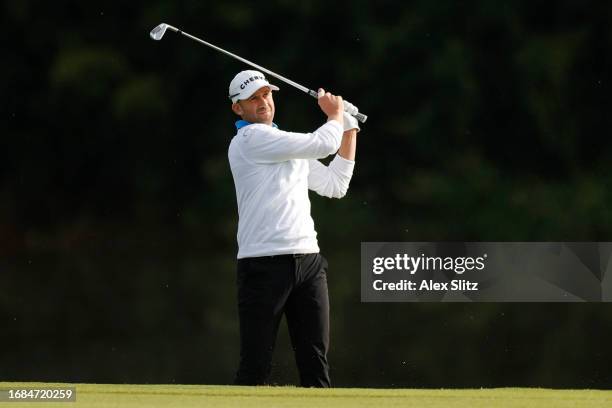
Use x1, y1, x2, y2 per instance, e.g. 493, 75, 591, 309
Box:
372, 279, 479, 292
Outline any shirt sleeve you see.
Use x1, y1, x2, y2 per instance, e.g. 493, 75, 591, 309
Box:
237, 120, 343, 164
307, 155, 355, 198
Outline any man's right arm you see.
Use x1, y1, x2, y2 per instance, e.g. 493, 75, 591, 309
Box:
237, 89, 345, 164
237, 121, 343, 164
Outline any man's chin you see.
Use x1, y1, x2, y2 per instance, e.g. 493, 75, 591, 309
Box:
256, 113, 273, 124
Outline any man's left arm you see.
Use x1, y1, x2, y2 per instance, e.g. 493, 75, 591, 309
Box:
338, 128, 357, 161
308, 114, 359, 198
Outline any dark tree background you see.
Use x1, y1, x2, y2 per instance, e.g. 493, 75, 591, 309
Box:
2, 0, 612, 388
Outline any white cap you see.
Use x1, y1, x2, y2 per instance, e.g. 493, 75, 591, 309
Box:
228, 70, 279, 103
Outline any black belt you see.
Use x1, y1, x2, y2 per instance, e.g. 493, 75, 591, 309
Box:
263, 253, 310, 259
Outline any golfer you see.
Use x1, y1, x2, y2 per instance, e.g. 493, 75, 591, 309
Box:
227, 70, 359, 387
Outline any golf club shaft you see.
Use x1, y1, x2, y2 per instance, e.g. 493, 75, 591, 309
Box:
173, 28, 368, 123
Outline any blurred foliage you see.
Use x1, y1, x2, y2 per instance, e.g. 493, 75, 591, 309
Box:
2, 0, 612, 388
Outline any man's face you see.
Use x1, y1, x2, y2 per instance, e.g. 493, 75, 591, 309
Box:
232, 86, 275, 125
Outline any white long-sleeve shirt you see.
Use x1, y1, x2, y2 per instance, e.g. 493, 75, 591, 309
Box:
228, 119, 355, 259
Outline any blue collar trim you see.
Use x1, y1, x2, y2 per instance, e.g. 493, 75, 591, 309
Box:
235, 120, 278, 130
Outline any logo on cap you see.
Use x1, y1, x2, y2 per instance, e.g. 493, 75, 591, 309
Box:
240, 75, 266, 90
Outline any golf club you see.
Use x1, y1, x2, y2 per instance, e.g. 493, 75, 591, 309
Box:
150, 23, 368, 123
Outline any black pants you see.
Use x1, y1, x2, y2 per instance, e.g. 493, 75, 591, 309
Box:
234, 253, 331, 387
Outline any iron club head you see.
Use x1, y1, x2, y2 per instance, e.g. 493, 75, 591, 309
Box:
150, 23, 178, 40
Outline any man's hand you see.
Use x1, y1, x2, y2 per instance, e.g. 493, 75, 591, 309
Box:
317, 88, 344, 124
343, 111, 360, 133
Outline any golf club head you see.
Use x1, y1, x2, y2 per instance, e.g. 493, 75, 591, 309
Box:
150, 23, 178, 40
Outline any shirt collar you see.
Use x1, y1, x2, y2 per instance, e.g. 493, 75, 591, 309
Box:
235, 120, 279, 130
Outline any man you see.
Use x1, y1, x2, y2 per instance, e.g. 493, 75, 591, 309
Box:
227, 69, 359, 387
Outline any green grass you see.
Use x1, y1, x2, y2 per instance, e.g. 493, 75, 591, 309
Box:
1, 382, 611, 407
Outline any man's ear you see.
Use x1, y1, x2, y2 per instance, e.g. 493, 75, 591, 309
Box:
231, 102, 243, 116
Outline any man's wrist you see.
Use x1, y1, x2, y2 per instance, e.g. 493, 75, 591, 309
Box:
327, 113, 343, 123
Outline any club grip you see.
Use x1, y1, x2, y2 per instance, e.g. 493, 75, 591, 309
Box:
352, 111, 368, 123
310, 90, 368, 123
344, 99, 368, 123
